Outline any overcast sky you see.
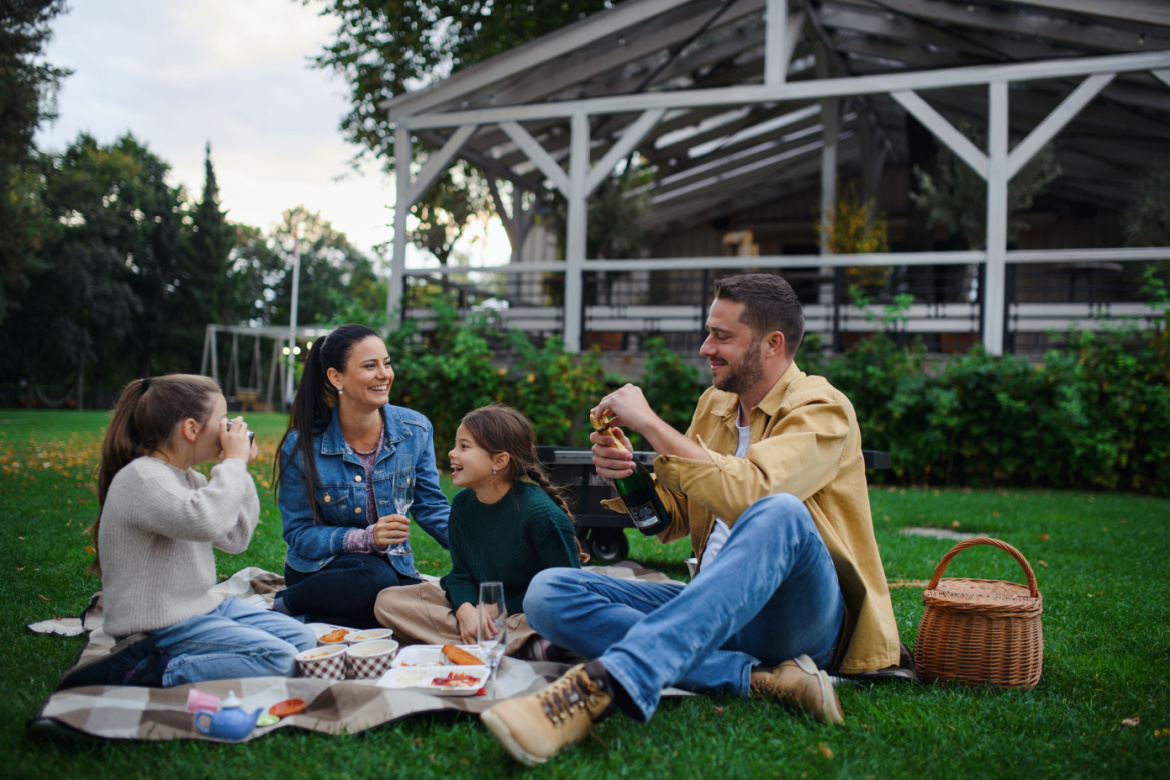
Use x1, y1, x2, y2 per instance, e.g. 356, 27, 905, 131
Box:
35, 0, 397, 259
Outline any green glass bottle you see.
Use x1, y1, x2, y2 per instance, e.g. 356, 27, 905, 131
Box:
591, 414, 670, 536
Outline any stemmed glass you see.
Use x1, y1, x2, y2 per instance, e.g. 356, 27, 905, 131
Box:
477, 581, 507, 698
388, 473, 414, 557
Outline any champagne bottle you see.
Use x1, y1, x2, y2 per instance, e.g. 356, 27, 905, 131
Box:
590, 413, 670, 536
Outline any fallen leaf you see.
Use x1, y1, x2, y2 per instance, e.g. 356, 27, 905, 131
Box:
85, 545, 95, 555
1038, 533, 1051, 541
713, 706, 725, 714
1037, 560, 1047, 567
17, 537, 24, 541
992, 511, 1000, 517
951, 520, 961, 528
819, 743, 833, 759
1088, 591, 1103, 598
37, 595, 49, 601
1122, 716, 1141, 727
859, 722, 874, 730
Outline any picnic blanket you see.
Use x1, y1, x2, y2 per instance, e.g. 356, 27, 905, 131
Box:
27, 563, 684, 742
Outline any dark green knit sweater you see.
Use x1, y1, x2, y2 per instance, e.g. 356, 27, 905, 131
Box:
440, 481, 580, 615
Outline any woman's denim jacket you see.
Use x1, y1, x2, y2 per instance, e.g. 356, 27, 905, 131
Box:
279, 404, 450, 579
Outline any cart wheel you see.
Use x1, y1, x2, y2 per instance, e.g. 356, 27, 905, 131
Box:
585, 528, 629, 565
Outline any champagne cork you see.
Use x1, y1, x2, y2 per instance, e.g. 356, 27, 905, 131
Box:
590, 412, 629, 453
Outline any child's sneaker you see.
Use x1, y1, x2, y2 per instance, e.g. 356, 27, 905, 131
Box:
57, 634, 169, 690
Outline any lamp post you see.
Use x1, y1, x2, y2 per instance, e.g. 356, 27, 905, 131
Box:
284, 220, 303, 411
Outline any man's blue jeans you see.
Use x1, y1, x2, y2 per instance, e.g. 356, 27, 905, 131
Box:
524, 493, 845, 721
148, 596, 317, 687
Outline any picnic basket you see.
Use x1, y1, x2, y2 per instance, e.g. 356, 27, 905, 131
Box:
915, 537, 1043, 690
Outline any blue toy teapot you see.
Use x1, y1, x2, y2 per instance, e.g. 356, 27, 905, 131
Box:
194, 690, 262, 741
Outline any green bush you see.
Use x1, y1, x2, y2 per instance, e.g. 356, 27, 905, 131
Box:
823, 319, 1170, 495
382, 294, 1169, 495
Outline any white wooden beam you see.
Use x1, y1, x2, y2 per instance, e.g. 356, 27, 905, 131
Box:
382, 0, 703, 118
1007, 73, 1114, 179
563, 112, 590, 354
820, 100, 839, 255
405, 125, 476, 205
1154, 69, 1170, 90
400, 248, 1169, 276
764, 0, 789, 86
499, 121, 571, 196
399, 50, 1170, 130
891, 90, 989, 179
983, 81, 1009, 356
585, 109, 665, 195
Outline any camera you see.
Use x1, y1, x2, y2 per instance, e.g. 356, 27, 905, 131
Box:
226, 419, 255, 445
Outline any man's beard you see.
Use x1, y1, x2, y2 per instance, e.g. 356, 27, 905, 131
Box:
713, 345, 764, 396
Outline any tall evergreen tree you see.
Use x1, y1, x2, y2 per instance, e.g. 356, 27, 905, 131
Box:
185, 141, 239, 325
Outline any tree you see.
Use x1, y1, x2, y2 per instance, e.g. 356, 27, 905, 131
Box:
263, 206, 379, 327
0, 0, 70, 324
304, 1, 624, 276
910, 121, 1061, 250
305, 1, 618, 170
3, 133, 184, 406
184, 142, 241, 325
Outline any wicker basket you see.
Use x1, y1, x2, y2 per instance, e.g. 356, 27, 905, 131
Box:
915, 537, 1043, 690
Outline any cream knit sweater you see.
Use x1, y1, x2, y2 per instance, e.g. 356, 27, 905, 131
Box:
98, 456, 259, 638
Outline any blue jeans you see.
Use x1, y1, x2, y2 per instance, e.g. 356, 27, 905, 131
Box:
283, 553, 423, 628
148, 596, 317, 687
524, 493, 845, 721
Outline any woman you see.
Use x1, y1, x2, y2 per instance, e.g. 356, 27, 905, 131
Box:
273, 324, 449, 628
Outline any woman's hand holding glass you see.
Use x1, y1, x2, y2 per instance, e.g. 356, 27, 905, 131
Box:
454, 602, 481, 644
373, 513, 411, 549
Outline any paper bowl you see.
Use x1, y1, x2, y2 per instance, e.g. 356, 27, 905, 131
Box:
345, 628, 393, 644
309, 623, 356, 647
295, 644, 347, 680
346, 639, 400, 680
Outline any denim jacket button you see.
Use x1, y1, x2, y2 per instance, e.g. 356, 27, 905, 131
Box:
355, 507, 362, 514
355, 475, 362, 482
324, 494, 331, 503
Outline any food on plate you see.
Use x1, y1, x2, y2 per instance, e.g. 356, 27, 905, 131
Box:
304, 651, 333, 659
441, 644, 482, 665
319, 628, 349, 643
269, 698, 305, 718
430, 671, 482, 688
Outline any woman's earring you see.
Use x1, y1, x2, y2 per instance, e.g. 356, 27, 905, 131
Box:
492, 469, 497, 475
336, 386, 343, 395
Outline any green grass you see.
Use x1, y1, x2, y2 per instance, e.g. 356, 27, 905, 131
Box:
2, 410, 1168, 779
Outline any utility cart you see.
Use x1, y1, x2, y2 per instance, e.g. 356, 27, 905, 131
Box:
537, 446, 891, 565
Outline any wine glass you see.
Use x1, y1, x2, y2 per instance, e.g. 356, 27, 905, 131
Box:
388, 473, 414, 556
477, 581, 507, 698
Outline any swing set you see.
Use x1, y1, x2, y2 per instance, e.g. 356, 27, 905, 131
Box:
199, 324, 332, 411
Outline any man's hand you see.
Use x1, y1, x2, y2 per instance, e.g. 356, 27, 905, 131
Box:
374, 514, 410, 548
592, 384, 659, 436
590, 427, 635, 480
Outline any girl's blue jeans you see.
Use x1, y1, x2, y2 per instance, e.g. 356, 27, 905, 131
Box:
147, 596, 317, 686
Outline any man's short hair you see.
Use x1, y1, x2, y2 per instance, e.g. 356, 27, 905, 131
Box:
713, 273, 805, 356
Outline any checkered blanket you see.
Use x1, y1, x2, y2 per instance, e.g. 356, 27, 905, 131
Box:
27, 564, 684, 742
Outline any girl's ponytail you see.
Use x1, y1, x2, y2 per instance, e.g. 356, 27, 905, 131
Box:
89, 374, 220, 575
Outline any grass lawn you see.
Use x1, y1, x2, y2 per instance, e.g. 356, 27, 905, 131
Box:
1, 409, 1168, 779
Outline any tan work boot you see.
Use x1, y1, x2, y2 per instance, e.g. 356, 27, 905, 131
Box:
480, 663, 613, 765
750, 654, 844, 725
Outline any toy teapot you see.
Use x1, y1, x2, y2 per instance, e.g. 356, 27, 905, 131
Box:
194, 690, 262, 741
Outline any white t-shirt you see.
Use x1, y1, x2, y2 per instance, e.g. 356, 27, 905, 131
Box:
698, 423, 751, 571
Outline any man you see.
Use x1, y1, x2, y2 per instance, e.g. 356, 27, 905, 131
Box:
481, 274, 901, 765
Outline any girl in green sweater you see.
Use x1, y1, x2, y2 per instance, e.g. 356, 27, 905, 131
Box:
374, 405, 581, 655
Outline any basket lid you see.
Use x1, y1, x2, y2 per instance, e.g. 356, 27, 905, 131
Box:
924, 577, 1043, 615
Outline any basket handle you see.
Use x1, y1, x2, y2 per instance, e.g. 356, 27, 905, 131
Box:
925, 537, 1039, 597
